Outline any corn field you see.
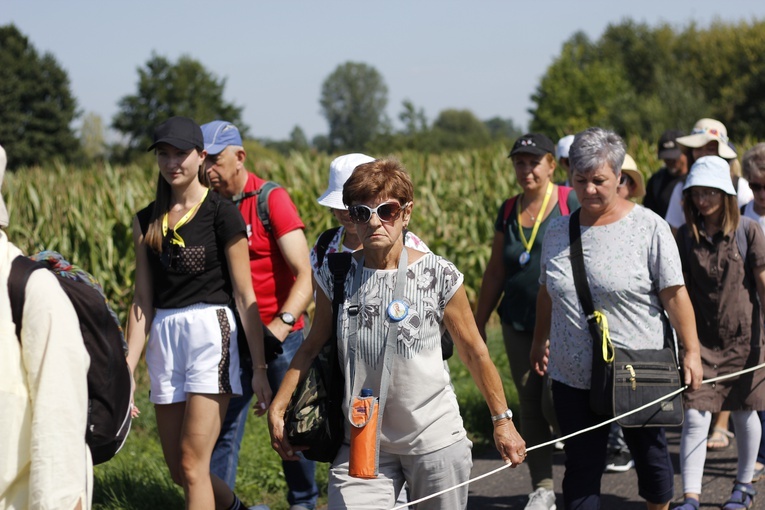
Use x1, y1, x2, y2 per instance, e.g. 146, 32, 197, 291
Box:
3, 138, 712, 323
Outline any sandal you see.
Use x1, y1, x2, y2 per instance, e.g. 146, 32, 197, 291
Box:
722, 482, 756, 509
672, 497, 699, 509
707, 426, 734, 450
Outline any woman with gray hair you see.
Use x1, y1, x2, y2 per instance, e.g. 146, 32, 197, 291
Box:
530, 127, 703, 510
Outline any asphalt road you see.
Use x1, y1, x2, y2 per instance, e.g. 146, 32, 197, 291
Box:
467, 428, 754, 509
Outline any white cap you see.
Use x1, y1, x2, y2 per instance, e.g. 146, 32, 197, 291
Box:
557, 135, 575, 159
0, 144, 7, 227
317, 153, 375, 209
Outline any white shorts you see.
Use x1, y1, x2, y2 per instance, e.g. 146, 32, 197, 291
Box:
146, 303, 242, 404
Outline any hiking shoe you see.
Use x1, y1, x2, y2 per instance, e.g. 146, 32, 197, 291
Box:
604, 451, 634, 473
525, 487, 556, 510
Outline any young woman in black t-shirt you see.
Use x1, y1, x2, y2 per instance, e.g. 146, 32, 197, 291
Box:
125, 117, 269, 510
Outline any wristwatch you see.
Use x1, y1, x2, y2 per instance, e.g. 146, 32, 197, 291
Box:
277, 311, 296, 326
491, 409, 513, 422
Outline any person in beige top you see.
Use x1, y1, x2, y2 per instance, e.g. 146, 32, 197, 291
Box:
0, 143, 92, 510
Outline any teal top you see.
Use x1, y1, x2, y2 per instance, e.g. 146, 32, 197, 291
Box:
494, 190, 579, 331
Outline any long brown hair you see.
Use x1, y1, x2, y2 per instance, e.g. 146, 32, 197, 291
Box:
143, 148, 207, 253
682, 188, 740, 243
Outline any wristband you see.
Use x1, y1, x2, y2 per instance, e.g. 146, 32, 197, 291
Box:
491, 409, 513, 422
254, 364, 268, 370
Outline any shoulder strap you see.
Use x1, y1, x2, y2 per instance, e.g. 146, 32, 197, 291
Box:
8, 256, 45, 340
558, 186, 573, 216
316, 227, 342, 268
256, 181, 281, 233
502, 196, 519, 230
231, 181, 282, 233
568, 210, 595, 317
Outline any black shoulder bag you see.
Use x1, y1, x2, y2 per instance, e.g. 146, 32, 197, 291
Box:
284, 251, 352, 462
569, 210, 683, 427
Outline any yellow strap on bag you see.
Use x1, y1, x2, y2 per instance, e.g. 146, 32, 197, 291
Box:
592, 310, 615, 363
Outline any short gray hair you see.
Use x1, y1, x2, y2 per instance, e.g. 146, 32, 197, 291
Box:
742, 143, 765, 181
569, 127, 626, 176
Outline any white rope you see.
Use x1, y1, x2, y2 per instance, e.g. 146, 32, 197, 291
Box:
390, 361, 765, 510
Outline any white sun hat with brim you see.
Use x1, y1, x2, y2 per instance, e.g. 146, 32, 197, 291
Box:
676, 118, 737, 160
317, 153, 376, 209
0, 144, 7, 227
683, 155, 737, 195
620, 154, 646, 199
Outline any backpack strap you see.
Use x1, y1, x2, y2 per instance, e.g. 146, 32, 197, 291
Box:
558, 185, 573, 216
737, 217, 754, 270
8, 256, 45, 340
315, 226, 342, 268
501, 196, 519, 231
231, 181, 282, 233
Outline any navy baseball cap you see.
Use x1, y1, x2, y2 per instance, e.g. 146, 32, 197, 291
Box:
147, 116, 203, 152
202, 121, 243, 155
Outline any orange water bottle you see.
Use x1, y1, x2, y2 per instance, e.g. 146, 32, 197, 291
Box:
349, 388, 379, 478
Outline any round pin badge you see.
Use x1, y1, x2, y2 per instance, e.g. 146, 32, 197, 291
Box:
387, 299, 409, 322
519, 251, 531, 266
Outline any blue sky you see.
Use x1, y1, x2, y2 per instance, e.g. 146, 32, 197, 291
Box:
4, 1, 765, 141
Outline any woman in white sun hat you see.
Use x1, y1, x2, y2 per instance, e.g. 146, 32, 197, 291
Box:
665, 118, 752, 232
674, 155, 765, 510
309, 153, 429, 273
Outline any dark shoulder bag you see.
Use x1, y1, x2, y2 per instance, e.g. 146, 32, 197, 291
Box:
284, 251, 352, 462
569, 210, 684, 427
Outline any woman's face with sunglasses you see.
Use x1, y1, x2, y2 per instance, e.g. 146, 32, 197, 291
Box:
348, 198, 411, 248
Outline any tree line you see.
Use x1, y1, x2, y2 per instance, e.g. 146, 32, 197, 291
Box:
2, 18, 764, 168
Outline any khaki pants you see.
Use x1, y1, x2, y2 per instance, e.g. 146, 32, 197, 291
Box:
328, 436, 472, 509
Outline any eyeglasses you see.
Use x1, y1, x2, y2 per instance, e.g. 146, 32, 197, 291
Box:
348, 201, 409, 224
749, 183, 765, 193
690, 189, 721, 201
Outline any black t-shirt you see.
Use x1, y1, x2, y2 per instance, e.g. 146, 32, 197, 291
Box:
136, 191, 246, 309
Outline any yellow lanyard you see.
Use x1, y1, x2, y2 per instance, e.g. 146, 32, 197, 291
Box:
517, 182, 553, 254
162, 189, 209, 248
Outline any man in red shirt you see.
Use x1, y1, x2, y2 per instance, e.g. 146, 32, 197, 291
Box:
202, 121, 315, 510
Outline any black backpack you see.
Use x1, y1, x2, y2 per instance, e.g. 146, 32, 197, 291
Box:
9, 251, 132, 465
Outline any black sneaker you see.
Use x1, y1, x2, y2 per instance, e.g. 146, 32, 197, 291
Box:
604, 451, 634, 473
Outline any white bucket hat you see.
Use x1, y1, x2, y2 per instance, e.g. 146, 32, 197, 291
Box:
676, 118, 737, 160
317, 153, 375, 209
683, 155, 737, 195
620, 154, 646, 199
0, 144, 7, 227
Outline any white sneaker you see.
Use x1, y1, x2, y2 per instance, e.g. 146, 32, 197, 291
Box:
525, 487, 557, 510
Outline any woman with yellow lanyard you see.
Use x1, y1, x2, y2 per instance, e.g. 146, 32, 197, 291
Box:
476, 132, 578, 510
126, 116, 270, 510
